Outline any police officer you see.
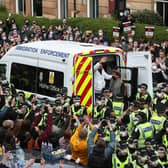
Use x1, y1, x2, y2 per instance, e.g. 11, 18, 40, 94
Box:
150, 108, 167, 136
157, 145, 168, 167
163, 83, 168, 100
136, 83, 151, 105
71, 96, 87, 117
128, 138, 138, 161
112, 142, 133, 168
153, 89, 168, 115
162, 122, 168, 149
93, 96, 110, 120
138, 98, 151, 121
119, 102, 139, 135
133, 149, 148, 168
131, 112, 154, 149
148, 154, 163, 168
112, 94, 124, 119
61, 87, 72, 107
102, 88, 113, 112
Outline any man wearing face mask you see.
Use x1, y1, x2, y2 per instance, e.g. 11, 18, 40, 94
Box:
136, 83, 151, 105
157, 145, 168, 167
131, 112, 154, 149
71, 96, 87, 117
112, 142, 133, 168
93, 96, 110, 120
148, 154, 163, 168
128, 138, 138, 161
133, 149, 149, 168
94, 56, 112, 99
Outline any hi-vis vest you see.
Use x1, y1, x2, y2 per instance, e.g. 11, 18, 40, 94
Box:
128, 112, 139, 134
71, 105, 85, 116
112, 154, 132, 168
158, 155, 168, 167
137, 122, 154, 149
93, 106, 106, 119
132, 161, 148, 168
150, 115, 166, 134
38, 113, 48, 129
112, 101, 124, 118
162, 134, 168, 148
136, 92, 149, 101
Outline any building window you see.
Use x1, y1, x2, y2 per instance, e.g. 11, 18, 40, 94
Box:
155, 0, 168, 25
32, 0, 42, 16
58, 0, 68, 19
11, 63, 64, 97
87, 0, 99, 18
17, 0, 26, 15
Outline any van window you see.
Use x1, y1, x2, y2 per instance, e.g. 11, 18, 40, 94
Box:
11, 63, 36, 92
37, 68, 64, 97
0, 64, 6, 80
10, 63, 64, 97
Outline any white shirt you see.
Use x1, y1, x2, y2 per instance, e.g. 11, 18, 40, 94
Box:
94, 62, 112, 93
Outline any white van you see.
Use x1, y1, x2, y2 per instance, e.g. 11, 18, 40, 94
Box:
0, 40, 153, 113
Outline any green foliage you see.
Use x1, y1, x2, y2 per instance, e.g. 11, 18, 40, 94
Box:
0, 5, 8, 19
0, 5, 7, 12
132, 9, 162, 26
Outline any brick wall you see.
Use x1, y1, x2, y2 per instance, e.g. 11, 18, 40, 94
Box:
42, 0, 58, 18
127, 0, 154, 12
5, 0, 15, 13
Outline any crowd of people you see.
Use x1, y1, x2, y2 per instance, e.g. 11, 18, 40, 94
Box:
0, 12, 168, 168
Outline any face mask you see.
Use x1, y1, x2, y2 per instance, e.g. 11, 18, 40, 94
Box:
142, 156, 147, 163
99, 32, 103, 36
75, 102, 80, 106
2, 36, 6, 40
151, 161, 158, 167
120, 131, 127, 137
120, 149, 128, 156
138, 88, 141, 92
128, 143, 136, 149
96, 101, 101, 106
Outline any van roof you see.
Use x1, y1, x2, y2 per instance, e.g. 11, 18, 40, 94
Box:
3, 40, 122, 61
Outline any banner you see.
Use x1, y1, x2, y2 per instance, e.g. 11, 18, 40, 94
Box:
145, 26, 155, 39
113, 26, 120, 38
122, 21, 131, 34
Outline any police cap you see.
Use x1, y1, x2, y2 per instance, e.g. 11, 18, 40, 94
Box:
118, 141, 127, 150
18, 91, 25, 97
41, 97, 49, 104
115, 94, 123, 100
139, 149, 147, 157
136, 112, 146, 120
150, 155, 158, 161
73, 96, 80, 102
140, 83, 148, 89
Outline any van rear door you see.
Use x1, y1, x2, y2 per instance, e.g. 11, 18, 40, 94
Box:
126, 51, 153, 98
73, 55, 93, 114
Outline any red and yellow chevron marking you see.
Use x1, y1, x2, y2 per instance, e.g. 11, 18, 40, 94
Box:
72, 54, 92, 114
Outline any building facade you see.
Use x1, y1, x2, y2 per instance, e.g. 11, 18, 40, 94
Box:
4, 0, 115, 19
127, 0, 168, 25
3, 0, 168, 25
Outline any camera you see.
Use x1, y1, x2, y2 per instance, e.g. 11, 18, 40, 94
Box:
92, 118, 99, 125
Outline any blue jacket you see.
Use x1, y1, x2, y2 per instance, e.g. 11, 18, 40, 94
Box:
88, 127, 116, 160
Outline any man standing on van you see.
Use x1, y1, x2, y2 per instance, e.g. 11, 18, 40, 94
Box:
94, 56, 112, 98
